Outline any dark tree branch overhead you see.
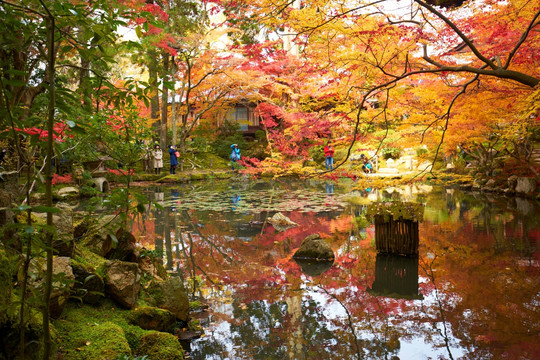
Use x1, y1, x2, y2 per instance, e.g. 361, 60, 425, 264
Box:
414, 0, 540, 87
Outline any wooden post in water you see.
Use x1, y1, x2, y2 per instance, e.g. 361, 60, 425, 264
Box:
374, 215, 419, 255
367, 202, 424, 256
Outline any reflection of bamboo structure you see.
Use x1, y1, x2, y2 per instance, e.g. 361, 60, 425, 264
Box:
368, 254, 422, 300
374, 215, 419, 255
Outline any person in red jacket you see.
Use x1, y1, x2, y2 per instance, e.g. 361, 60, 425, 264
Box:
324, 141, 335, 170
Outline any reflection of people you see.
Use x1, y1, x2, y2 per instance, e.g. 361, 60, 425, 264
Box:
153, 187, 164, 205
324, 141, 334, 170
152, 144, 163, 175
169, 145, 178, 174
230, 144, 241, 170
170, 189, 180, 212
231, 194, 241, 210
326, 182, 334, 195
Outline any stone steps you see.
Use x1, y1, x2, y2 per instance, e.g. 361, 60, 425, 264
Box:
531, 148, 540, 166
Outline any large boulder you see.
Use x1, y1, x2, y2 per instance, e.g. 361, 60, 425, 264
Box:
148, 277, 190, 322
26, 256, 75, 319
128, 307, 177, 332
137, 332, 184, 360
56, 186, 79, 198
267, 212, 297, 232
103, 228, 138, 262
104, 260, 140, 309
50, 256, 75, 318
79, 215, 123, 256
293, 234, 335, 261
34, 203, 75, 257
138, 253, 167, 281
507, 175, 519, 191
515, 177, 536, 195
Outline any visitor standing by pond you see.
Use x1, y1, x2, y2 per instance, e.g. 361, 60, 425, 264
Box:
169, 145, 179, 174
324, 141, 334, 170
230, 144, 241, 170
152, 144, 163, 175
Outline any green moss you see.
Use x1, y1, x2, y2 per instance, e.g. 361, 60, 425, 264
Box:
128, 307, 176, 332
73, 247, 107, 278
189, 301, 201, 310
56, 321, 131, 359
214, 171, 233, 179
366, 201, 425, 222
54, 300, 151, 357
136, 332, 184, 360
190, 173, 206, 180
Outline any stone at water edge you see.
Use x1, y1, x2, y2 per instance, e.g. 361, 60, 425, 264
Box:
147, 276, 190, 322
267, 212, 298, 232
515, 177, 536, 195
293, 234, 335, 261
104, 260, 140, 309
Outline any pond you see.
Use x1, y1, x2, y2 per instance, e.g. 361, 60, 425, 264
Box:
129, 178, 540, 360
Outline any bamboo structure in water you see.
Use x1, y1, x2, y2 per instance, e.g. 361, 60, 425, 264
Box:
374, 215, 419, 255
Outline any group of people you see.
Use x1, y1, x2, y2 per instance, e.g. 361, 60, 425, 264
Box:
148, 144, 180, 175
145, 140, 375, 175
324, 141, 374, 173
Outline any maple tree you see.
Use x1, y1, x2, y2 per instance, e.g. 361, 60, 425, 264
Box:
205, 0, 539, 174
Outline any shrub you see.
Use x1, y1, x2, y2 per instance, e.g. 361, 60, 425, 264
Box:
308, 144, 325, 164
382, 147, 402, 160
416, 147, 428, 157
211, 134, 246, 160
190, 137, 208, 152
254, 130, 267, 141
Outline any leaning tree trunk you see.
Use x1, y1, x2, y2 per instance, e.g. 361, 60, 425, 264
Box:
42, 13, 56, 360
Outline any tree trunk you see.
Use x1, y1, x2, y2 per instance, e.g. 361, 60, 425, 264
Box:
160, 54, 169, 149
148, 51, 160, 145
42, 14, 56, 360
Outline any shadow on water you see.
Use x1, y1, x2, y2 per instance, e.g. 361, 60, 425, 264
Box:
122, 179, 540, 360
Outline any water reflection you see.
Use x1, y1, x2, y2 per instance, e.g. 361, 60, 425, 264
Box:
368, 254, 422, 300
127, 180, 540, 359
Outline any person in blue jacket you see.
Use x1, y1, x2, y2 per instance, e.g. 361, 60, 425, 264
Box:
168, 145, 178, 174
230, 144, 241, 170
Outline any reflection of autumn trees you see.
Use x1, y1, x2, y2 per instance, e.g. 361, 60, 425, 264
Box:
418, 226, 540, 359
131, 185, 539, 358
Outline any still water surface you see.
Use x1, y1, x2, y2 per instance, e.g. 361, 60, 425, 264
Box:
131, 179, 540, 360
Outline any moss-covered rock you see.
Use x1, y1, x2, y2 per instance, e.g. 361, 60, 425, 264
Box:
54, 300, 151, 354
104, 260, 140, 309
292, 234, 335, 261
56, 321, 131, 360
146, 277, 189, 322
136, 331, 184, 360
128, 306, 177, 332
79, 215, 123, 257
